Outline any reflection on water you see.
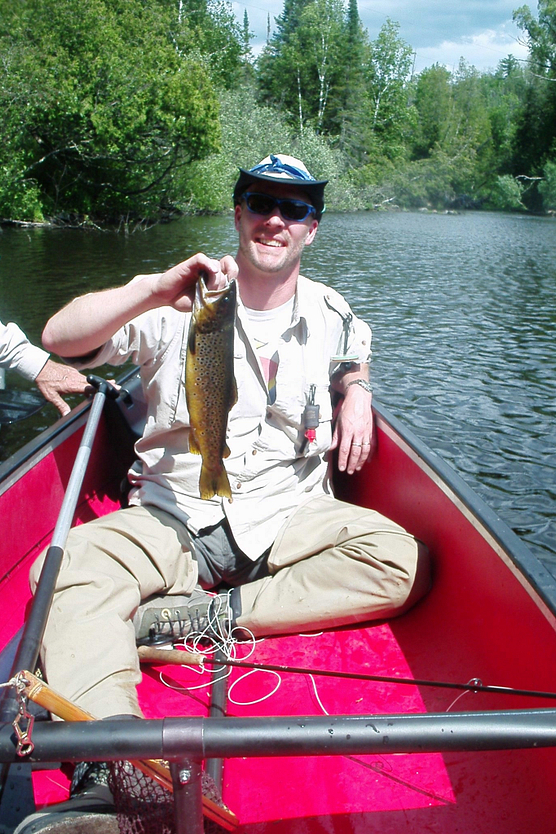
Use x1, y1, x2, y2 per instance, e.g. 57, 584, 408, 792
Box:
1, 211, 555, 571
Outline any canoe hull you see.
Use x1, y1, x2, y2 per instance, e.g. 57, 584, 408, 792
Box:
1, 376, 556, 833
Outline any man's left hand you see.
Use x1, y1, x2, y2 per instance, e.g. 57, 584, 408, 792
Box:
329, 382, 374, 474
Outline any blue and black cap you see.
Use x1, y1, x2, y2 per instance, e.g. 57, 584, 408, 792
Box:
233, 154, 327, 219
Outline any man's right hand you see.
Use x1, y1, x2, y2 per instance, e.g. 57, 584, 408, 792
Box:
153, 254, 238, 312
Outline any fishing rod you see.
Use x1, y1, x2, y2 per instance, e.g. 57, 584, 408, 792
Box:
138, 645, 556, 702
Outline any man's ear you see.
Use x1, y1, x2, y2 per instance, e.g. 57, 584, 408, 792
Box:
304, 219, 319, 247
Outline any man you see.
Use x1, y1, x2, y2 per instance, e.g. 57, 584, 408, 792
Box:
0, 319, 87, 416
17, 155, 429, 831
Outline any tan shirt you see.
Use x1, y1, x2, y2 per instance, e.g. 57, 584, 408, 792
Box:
82, 274, 373, 559
0, 320, 49, 380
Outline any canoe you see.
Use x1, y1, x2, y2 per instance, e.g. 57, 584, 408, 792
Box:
1, 369, 556, 834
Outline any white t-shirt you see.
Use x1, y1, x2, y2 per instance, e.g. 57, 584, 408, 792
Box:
243, 297, 294, 404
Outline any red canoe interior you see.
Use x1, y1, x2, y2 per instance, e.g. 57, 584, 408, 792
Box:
1, 397, 556, 833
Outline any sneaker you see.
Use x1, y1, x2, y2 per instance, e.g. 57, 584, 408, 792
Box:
13, 762, 116, 834
133, 589, 232, 646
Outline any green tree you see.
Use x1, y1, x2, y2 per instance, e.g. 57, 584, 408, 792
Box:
362, 20, 415, 161
485, 174, 526, 210
511, 1, 556, 206
176, 0, 245, 89
0, 0, 243, 222
539, 159, 556, 209
411, 64, 453, 158
514, 0, 556, 75
484, 56, 528, 174
181, 84, 354, 212
335, 0, 370, 164
257, 0, 349, 134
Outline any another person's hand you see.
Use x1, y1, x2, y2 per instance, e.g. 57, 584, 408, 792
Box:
34, 360, 89, 417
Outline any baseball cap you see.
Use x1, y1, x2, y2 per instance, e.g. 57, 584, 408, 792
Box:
233, 154, 327, 218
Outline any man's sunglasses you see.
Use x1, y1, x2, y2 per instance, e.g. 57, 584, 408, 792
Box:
242, 192, 317, 222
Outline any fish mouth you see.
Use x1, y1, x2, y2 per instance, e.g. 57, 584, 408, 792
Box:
197, 275, 236, 304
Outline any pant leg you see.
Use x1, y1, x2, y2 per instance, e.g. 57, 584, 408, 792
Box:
29, 505, 197, 719
236, 494, 430, 637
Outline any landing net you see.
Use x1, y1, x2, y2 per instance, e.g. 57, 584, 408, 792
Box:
108, 761, 226, 834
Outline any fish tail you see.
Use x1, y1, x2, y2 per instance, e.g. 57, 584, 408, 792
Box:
199, 463, 233, 501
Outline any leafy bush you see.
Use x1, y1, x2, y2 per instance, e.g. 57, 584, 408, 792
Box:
539, 159, 556, 211
485, 175, 525, 211
0, 0, 237, 223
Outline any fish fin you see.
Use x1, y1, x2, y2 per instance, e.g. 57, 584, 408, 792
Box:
189, 430, 201, 455
199, 464, 232, 501
187, 325, 196, 355
223, 442, 231, 460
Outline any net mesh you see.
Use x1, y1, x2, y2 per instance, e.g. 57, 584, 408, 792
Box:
108, 761, 226, 834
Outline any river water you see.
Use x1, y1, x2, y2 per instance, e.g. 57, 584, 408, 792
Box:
1, 211, 555, 574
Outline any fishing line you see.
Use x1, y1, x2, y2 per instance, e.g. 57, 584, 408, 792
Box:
157, 601, 284, 702
228, 668, 282, 706
308, 674, 330, 715
445, 679, 483, 713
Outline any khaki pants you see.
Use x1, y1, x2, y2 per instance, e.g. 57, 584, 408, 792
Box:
238, 494, 427, 635
30, 497, 428, 718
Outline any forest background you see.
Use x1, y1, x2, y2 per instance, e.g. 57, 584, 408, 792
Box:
1, 0, 556, 225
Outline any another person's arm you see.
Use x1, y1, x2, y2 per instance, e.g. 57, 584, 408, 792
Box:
0, 320, 50, 379
34, 361, 89, 416
0, 320, 88, 416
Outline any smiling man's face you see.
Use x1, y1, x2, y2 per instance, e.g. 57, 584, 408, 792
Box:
234, 182, 319, 280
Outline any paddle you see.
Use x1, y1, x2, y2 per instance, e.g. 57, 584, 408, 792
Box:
5, 376, 120, 681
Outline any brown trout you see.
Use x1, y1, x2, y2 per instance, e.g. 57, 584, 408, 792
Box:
185, 276, 237, 500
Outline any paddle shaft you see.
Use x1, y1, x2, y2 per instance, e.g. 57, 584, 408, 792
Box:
7, 381, 113, 681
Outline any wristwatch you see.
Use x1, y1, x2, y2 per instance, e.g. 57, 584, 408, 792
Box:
346, 379, 372, 394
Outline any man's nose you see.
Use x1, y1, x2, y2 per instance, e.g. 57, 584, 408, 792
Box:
264, 209, 285, 225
